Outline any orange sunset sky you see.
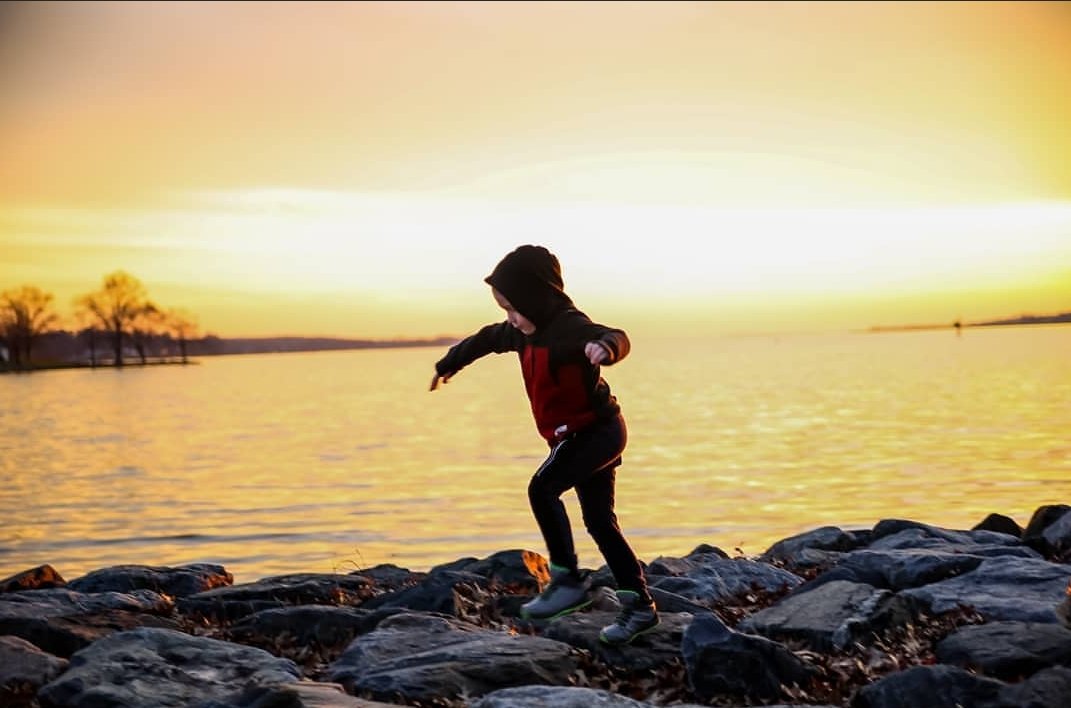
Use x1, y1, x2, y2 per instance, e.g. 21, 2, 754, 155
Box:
1, 1, 1069, 339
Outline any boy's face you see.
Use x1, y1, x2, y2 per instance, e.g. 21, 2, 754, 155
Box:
492, 288, 536, 335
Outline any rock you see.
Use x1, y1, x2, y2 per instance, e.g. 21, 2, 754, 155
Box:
458, 549, 550, 592
1040, 511, 1071, 559
740, 579, 915, 651
0, 635, 68, 697
681, 611, 813, 701
542, 609, 694, 671
0, 565, 66, 593
935, 621, 1071, 680
992, 665, 1071, 708
228, 605, 406, 651
328, 612, 581, 703
197, 681, 400, 707
0, 588, 178, 657
353, 564, 425, 592
760, 526, 863, 572
178, 573, 374, 621
647, 555, 802, 605
815, 548, 988, 591
37, 627, 302, 708
68, 563, 232, 596
851, 664, 1004, 708
1023, 504, 1071, 554
972, 513, 1023, 538
470, 685, 654, 707
359, 569, 485, 616
901, 556, 1070, 623
867, 522, 1035, 558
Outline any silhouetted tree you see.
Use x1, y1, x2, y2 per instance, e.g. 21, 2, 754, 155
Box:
0, 285, 58, 369
165, 308, 199, 364
130, 302, 163, 365
75, 271, 150, 367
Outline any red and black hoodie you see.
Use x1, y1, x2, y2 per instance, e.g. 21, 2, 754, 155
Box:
435, 245, 630, 444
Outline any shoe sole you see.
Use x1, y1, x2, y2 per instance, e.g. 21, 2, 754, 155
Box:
520, 597, 593, 621
598, 620, 661, 646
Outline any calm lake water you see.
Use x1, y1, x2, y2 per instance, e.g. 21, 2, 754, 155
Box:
2, 326, 1069, 584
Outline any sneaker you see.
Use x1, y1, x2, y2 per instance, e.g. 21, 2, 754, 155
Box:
520, 565, 592, 620
599, 590, 660, 645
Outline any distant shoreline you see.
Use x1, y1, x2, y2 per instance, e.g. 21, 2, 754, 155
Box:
867, 311, 1071, 333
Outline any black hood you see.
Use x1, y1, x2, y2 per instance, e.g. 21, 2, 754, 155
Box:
484, 245, 573, 329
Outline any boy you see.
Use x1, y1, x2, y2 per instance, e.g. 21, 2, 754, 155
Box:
429, 244, 659, 645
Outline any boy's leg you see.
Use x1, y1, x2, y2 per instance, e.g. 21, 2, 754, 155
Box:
575, 465, 651, 602
526, 416, 627, 573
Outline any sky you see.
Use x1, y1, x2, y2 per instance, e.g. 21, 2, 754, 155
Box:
1, 0, 1070, 339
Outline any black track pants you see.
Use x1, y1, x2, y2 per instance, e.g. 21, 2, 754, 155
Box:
527, 414, 650, 599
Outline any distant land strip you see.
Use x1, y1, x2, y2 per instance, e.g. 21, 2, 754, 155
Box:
868, 311, 1071, 333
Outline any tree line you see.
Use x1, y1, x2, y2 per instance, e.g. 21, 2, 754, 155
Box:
1, 270, 199, 371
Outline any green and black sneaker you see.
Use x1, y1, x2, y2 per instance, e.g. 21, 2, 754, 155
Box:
520, 564, 593, 620
599, 590, 660, 645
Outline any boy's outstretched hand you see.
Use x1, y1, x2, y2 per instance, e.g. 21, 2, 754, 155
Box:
429, 371, 453, 391
585, 341, 610, 365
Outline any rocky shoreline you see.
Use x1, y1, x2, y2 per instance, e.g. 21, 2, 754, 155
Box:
3, 505, 1070, 708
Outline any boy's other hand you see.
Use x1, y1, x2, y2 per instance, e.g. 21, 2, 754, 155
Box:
584, 341, 610, 365
429, 371, 453, 391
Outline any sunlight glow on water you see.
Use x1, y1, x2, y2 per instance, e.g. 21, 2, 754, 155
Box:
2, 326, 1069, 583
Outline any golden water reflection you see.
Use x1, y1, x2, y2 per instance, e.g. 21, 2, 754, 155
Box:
2, 326, 1069, 583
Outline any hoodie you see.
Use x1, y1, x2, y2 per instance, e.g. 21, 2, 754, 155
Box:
436, 245, 630, 443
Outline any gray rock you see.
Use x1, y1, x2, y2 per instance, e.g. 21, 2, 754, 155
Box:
647, 555, 802, 605
0, 588, 179, 657
0, 634, 69, 695
902, 556, 1069, 623
0, 588, 173, 616
196, 681, 399, 707
935, 621, 1071, 679
992, 665, 1071, 708
740, 579, 915, 651
459, 549, 550, 592
178, 573, 374, 621
972, 513, 1023, 538
869, 519, 1022, 548
359, 569, 485, 616
0, 565, 66, 593
867, 528, 1036, 559
471, 685, 653, 707
328, 612, 581, 703
37, 627, 301, 708
760, 525, 862, 571
353, 563, 424, 592
851, 664, 1005, 708
228, 605, 406, 650
1023, 504, 1071, 553
832, 548, 988, 590
542, 609, 694, 671
682, 612, 813, 701
1040, 511, 1071, 558
68, 563, 232, 596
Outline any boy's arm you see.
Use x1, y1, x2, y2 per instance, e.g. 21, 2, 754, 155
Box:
430, 321, 523, 390
564, 314, 630, 366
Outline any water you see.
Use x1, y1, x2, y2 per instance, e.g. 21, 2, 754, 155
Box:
2, 326, 1069, 584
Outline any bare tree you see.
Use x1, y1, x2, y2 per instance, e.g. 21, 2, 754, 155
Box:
165, 308, 199, 364
0, 285, 58, 369
130, 302, 163, 365
75, 271, 150, 367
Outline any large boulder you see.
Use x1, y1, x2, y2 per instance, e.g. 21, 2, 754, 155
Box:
37, 627, 301, 707
901, 556, 1070, 623
471, 685, 656, 707
1023, 505, 1071, 555
178, 574, 374, 621
992, 666, 1071, 708
542, 608, 694, 671
328, 612, 581, 703
647, 554, 802, 605
740, 580, 915, 651
68, 563, 232, 596
760, 526, 865, 572
195, 682, 400, 707
682, 612, 813, 702
0, 635, 68, 699
228, 604, 406, 652
0, 588, 178, 657
851, 664, 1004, 708
935, 621, 1071, 680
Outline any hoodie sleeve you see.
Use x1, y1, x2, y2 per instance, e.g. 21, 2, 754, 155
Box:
435, 321, 524, 377
558, 312, 631, 366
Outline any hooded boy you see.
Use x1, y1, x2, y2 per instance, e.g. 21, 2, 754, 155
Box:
430, 244, 659, 645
